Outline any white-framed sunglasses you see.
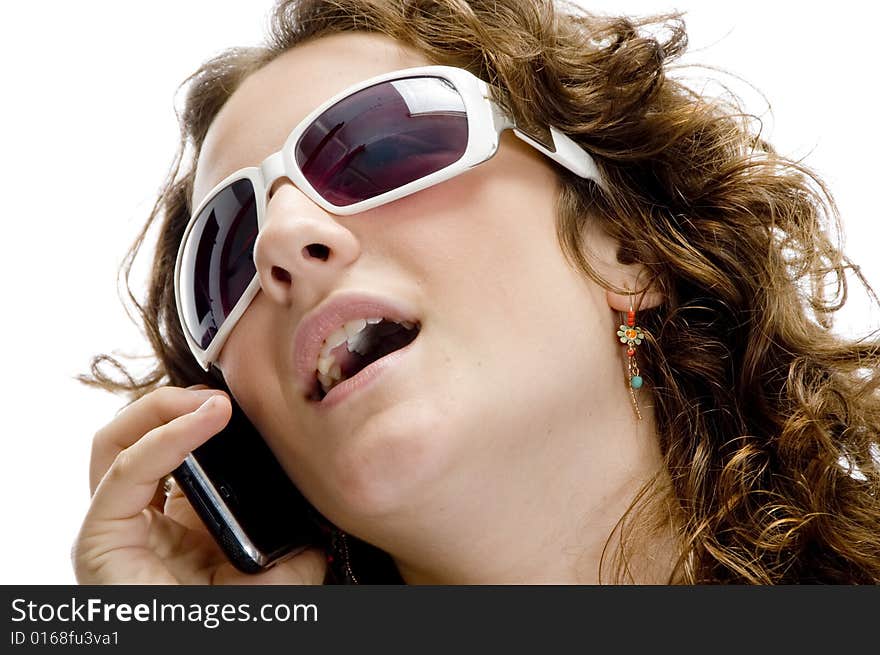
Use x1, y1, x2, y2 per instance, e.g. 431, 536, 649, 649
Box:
175, 64, 605, 370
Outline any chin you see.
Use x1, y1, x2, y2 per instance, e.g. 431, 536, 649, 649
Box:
324, 398, 454, 520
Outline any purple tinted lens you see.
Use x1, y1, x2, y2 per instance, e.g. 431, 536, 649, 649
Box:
184, 178, 258, 349
295, 76, 469, 206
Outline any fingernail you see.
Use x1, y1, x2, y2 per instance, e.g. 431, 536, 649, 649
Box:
190, 388, 222, 398
186, 384, 209, 391
195, 396, 216, 414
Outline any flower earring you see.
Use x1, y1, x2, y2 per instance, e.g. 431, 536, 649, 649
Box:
616, 293, 644, 421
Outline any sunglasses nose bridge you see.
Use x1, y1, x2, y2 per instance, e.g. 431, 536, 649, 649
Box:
259, 151, 287, 192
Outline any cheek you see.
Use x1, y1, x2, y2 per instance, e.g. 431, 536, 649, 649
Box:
216, 299, 273, 392
214, 298, 299, 454
401, 166, 612, 389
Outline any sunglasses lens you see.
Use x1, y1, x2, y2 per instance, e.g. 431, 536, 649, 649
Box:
295, 76, 469, 206
179, 178, 259, 350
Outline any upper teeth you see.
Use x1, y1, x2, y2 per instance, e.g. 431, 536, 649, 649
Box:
315, 317, 415, 391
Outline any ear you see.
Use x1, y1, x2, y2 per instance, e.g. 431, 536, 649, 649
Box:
578, 220, 665, 314
605, 270, 665, 315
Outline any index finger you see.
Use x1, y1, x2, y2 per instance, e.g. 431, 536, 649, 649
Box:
89, 386, 226, 495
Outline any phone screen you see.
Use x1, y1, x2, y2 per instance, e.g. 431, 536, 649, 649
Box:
173, 392, 326, 572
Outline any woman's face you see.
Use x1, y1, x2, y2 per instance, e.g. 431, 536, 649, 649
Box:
193, 32, 631, 538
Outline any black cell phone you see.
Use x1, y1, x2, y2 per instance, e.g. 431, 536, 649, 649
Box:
171, 390, 327, 574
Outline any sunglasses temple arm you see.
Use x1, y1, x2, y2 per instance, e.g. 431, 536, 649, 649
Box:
513, 126, 605, 187
489, 98, 605, 188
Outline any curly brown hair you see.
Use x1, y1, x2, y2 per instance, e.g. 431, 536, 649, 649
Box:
82, 0, 880, 583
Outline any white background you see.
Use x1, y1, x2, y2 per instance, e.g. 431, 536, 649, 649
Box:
1, 1, 877, 584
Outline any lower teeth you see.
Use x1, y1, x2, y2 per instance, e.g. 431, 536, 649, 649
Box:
319, 373, 345, 394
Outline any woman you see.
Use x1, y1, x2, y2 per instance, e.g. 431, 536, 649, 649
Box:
73, 0, 880, 584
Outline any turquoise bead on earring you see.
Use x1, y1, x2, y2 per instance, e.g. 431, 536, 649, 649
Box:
630, 375, 643, 389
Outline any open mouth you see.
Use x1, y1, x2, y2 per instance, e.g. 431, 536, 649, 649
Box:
307, 318, 421, 402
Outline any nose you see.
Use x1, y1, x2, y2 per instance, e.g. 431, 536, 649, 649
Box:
254, 179, 361, 306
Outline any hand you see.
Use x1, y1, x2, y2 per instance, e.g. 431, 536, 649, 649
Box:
72, 385, 326, 584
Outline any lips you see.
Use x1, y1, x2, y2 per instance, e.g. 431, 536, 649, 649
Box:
293, 291, 421, 400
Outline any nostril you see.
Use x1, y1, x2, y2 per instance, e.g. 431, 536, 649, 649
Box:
271, 266, 292, 284
304, 243, 330, 261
